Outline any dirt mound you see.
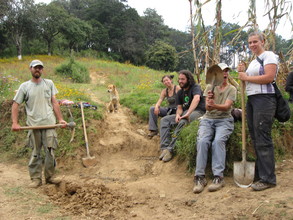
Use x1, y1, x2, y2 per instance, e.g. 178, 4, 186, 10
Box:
44, 181, 131, 218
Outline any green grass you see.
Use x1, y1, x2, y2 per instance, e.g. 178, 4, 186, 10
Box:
0, 55, 292, 172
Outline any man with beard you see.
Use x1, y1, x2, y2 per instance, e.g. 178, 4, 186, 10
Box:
159, 70, 205, 162
193, 63, 236, 193
11, 60, 66, 188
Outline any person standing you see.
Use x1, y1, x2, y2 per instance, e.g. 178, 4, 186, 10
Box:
159, 70, 205, 162
285, 71, 293, 103
238, 31, 278, 191
11, 60, 67, 188
193, 63, 236, 193
148, 75, 181, 138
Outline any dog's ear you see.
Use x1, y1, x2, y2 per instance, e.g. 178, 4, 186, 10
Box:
113, 85, 116, 89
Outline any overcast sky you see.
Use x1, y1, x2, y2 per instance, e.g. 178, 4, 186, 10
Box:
36, 0, 292, 40
126, 0, 292, 40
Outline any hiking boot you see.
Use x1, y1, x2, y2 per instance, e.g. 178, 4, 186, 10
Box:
46, 176, 62, 185
208, 176, 225, 192
193, 176, 207, 194
251, 181, 275, 191
148, 131, 158, 139
28, 179, 42, 188
159, 149, 168, 160
162, 150, 172, 162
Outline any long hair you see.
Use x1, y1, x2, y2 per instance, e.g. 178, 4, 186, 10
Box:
178, 70, 195, 87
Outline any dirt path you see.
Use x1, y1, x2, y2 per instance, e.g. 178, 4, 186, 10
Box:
1, 72, 293, 219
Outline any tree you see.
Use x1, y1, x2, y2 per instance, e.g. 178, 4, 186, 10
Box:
60, 16, 92, 53
4, 0, 35, 59
36, 2, 69, 55
141, 8, 168, 46
145, 40, 179, 72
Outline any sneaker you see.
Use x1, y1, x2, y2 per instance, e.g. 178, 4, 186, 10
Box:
208, 176, 225, 192
148, 131, 158, 139
28, 179, 42, 188
159, 149, 168, 160
162, 150, 172, 162
46, 176, 62, 185
193, 176, 207, 194
251, 181, 275, 191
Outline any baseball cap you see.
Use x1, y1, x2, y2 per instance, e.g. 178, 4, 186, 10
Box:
30, 60, 44, 68
218, 63, 231, 71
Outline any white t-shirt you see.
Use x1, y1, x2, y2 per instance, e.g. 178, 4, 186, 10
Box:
13, 78, 58, 126
246, 51, 278, 96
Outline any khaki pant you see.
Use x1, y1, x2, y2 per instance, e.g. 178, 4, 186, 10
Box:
27, 129, 58, 181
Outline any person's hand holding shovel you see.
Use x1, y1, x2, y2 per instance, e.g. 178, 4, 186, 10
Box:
237, 62, 247, 81
206, 90, 215, 111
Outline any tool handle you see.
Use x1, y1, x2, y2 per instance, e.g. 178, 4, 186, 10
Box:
19, 124, 67, 130
240, 81, 247, 161
80, 102, 90, 157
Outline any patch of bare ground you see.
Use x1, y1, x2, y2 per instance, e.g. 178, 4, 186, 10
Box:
1, 72, 292, 219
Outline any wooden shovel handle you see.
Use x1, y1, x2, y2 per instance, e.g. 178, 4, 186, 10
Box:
241, 81, 247, 159
80, 102, 90, 157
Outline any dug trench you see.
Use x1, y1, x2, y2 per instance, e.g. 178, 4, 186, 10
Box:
40, 105, 293, 219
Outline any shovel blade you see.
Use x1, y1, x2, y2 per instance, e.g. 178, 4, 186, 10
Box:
233, 161, 255, 188
82, 156, 98, 167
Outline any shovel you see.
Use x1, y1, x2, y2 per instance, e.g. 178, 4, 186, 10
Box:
233, 81, 255, 188
80, 102, 97, 167
206, 65, 224, 91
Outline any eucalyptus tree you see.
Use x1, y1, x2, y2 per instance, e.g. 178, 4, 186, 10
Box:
4, 0, 36, 59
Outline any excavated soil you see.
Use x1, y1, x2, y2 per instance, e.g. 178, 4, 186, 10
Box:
1, 71, 293, 219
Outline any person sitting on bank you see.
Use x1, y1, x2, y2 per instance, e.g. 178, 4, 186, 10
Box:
159, 70, 205, 162
148, 75, 181, 138
193, 63, 237, 193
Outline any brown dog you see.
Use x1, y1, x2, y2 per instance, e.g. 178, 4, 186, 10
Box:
107, 84, 120, 112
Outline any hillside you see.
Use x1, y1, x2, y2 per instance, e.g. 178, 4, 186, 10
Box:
1, 61, 293, 219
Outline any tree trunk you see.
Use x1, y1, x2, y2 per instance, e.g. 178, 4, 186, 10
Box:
16, 37, 22, 60
47, 40, 52, 56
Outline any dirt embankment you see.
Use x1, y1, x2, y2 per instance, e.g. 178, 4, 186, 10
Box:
1, 104, 293, 219
1, 71, 292, 219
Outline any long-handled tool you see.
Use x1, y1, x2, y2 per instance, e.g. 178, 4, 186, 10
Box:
80, 102, 97, 167
18, 122, 76, 130
233, 81, 255, 188
206, 64, 224, 91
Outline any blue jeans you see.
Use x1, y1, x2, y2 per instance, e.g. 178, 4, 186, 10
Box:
195, 117, 234, 177
148, 106, 169, 132
160, 110, 204, 151
246, 94, 277, 185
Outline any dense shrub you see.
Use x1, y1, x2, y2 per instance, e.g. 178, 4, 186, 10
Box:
55, 58, 90, 83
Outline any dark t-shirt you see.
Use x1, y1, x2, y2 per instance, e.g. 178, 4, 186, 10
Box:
176, 84, 205, 112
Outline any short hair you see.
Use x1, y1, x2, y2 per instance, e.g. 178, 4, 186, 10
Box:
248, 31, 265, 42
161, 75, 174, 82
178, 70, 195, 86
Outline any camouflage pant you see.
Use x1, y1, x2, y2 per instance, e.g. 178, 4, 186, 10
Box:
27, 129, 58, 181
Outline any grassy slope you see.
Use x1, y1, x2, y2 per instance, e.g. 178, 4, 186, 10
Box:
0, 55, 292, 172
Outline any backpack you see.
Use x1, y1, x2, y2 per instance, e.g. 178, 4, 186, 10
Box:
256, 57, 291, 122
